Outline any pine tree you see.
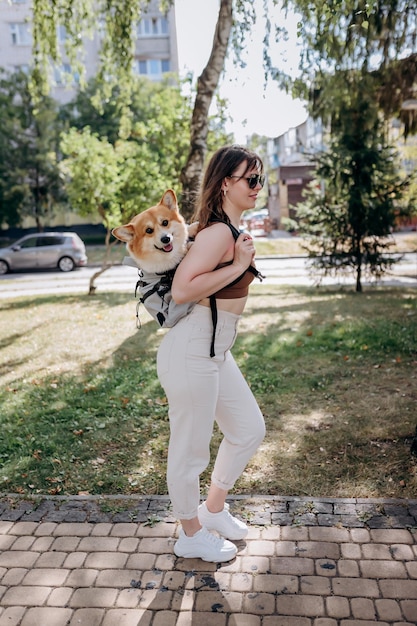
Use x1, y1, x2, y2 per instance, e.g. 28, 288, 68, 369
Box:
294, 75, 414, 292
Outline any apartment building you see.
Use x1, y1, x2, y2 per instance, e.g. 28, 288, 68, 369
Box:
0, 0, 179, 103
267, 116, 322, 228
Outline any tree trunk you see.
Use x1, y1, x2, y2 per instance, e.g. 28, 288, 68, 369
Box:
179, 0, 233, 221
355, 250, 362, 293
88, 226, 114, 295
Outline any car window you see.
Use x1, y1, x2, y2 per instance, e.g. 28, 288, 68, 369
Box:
19, 237, 38, 249
37, 237, 64, 247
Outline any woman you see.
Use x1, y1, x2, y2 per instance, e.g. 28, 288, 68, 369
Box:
157, 145, 266, 562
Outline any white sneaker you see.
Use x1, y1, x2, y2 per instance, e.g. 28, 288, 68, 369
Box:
174, 526, 237, 562
198, 501, 248, 540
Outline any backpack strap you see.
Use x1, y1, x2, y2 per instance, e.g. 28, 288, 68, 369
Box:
209, 294, 218, 358
208, 219, 264, 357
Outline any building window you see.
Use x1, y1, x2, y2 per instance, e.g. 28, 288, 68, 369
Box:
137, 16, 168, 37
136, 58, 170, 80
57, 25, 67, 43
54, 63, 79, 86
10, 22, 31, 45
14, 64, 30, 74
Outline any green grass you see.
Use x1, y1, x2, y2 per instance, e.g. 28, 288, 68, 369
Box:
1, 286, 416, 499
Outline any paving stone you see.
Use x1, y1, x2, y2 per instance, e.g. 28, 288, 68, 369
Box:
0, 607, 26, 626
326, 595, 350, 618
102, 609, 152, 626
350, 597, 376, 619
243, 592, 276, 615
69, 608, 105, 625
20, 607, 72, 626
1, 585, 52, 606
70, 587, 118, 608
276, 593, 325, 616
0, 494, 416, 624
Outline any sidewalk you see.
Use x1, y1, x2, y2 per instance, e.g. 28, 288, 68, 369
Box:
0, 494, 416, 625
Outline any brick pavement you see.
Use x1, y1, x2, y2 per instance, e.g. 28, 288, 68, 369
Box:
0, 494, 416, 625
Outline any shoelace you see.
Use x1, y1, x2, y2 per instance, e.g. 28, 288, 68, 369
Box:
200, 527, 226, 545
221, 509, 242, 525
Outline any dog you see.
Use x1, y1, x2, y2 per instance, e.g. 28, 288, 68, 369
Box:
112, 189, 198, 273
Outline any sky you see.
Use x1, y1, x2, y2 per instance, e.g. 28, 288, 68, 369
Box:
174, 0, 308, 142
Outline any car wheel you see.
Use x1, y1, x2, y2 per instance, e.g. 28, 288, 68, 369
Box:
58, 256, 75, 272
0, 260, 9, 275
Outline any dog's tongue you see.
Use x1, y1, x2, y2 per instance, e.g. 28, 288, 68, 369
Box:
163, 243, 173, 252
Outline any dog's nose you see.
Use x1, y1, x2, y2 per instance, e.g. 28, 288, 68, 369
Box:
160, 234, 172, 245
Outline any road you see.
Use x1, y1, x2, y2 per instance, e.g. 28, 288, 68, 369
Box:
0, 254, 416, 298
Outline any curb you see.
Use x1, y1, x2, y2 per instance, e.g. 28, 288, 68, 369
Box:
1, 494, 417, 531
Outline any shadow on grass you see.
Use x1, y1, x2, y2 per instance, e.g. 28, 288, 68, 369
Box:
0, 291, 133, 312
231, 286, 417, 498
1, 285, 416, 499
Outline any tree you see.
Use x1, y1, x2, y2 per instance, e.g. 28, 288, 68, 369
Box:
275, 0, 417, 132
29, 0, 262, 219
59, 75, 206, 293
179, 0, 233, 216
60, 73, 232, 217
61, 76, 196, 192
60, 127, 123, 293
30, 0, 417, 221
292, 74, 414, 292
266, 0, 417, 289
60, 125, 181, 293
0, 71, 64, 230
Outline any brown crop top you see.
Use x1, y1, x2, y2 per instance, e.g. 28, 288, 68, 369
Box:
212, 261, 257, 299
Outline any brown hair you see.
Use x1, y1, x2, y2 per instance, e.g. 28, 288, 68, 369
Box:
192, 144, 264, 230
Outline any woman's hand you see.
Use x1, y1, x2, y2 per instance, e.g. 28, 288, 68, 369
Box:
233, 233, 255, 271
172, 223, 249, 304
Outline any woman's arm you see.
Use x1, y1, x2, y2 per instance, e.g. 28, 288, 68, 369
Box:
172, 223, 255, 304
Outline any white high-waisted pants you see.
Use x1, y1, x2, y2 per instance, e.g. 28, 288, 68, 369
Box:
157, 304, 265, 520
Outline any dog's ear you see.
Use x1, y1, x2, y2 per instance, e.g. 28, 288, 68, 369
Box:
112, 224, 135, 243
187, 221, 199, 238
161, 189, 178, 212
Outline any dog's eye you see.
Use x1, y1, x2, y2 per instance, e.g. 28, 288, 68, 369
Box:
145, 227, 154, 234
161, 220, 169, 227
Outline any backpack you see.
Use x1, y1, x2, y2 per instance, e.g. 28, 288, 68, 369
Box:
123, 256, 196, 329
125, 220, 264, 355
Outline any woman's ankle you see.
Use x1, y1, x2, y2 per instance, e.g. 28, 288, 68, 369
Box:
181, 517, 202, 537
205, 485, 228, 514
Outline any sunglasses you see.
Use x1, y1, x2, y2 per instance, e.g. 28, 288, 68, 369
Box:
228, 174, 265, 189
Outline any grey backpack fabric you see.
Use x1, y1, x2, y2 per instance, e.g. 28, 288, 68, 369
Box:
123, 257, 195, 328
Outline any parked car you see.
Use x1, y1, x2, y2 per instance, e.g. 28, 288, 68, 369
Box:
241, 209, 270, 236
0, 232, 88, 274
